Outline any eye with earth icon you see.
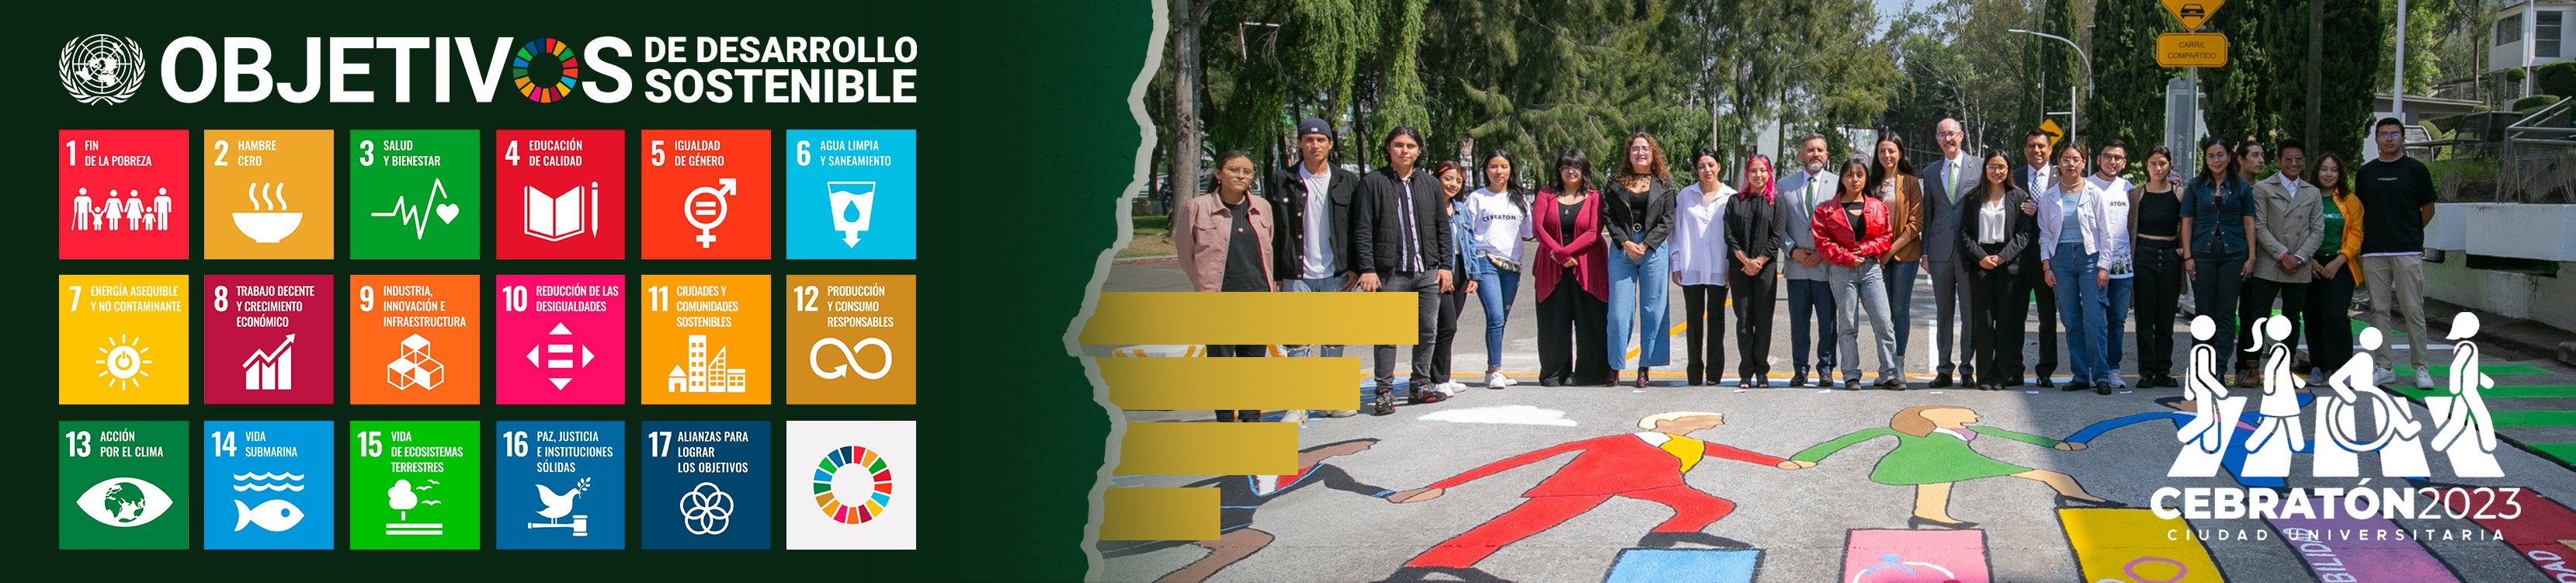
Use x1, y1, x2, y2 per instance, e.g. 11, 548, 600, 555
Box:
512, 38, 582, 103
94, 333, 153, 390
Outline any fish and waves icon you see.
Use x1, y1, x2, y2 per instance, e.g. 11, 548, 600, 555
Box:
231, 471, 308, 532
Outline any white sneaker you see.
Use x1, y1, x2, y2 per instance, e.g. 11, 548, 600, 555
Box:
2415, 370, 2437, 389
1501, 374, 1519, 387
2373, 367, 2396, 387
2108, 370, 2127, 389
1280, 409, 1307, 425
1486, 371, 1508, 389
1437, 382, 1462, 397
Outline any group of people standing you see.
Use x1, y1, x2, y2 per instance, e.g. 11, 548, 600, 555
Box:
1174, 116, 2442, 420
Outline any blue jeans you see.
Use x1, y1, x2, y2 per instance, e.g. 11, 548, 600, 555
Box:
1283, 274, 1347, 359
1474, 269, 1522, 368
1830, 259, 1898, 380
2050, 241, 2110, 384
1883, 260, 1919, 365
1786, 277, 1837, 372
2102, 276, 2132, 373
1606, 245, 1672, 369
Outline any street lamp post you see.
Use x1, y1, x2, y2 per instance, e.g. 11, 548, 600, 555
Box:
2011, 29, 2092, 146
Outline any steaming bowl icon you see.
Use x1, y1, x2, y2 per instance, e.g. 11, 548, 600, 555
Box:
232, 213, 303, 243
234, 182, 303, 243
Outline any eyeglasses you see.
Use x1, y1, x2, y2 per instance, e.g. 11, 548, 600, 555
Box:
1936, 131, 1962, 138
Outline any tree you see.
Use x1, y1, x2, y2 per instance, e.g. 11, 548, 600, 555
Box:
1168, 0, 1211, 201
2317, 0, 2386, 158
2085, 0, 2172, 171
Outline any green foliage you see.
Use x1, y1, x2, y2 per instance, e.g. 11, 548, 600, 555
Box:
2540, 62, 2576, 99
2085, 0, 2175, 157
2515, 95, 2565, 113
2316, 0, 2385, 160
2376, 0, 2443, 96
2204, 0, 2303, 146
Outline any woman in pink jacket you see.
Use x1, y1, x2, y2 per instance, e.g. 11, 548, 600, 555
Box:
1172, 151, 1276, 422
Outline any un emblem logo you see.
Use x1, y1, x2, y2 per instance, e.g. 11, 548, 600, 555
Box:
60, 35, 147, 106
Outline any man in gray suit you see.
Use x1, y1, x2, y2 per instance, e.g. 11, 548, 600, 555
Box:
1917, 118, 1981, 388
1777, 134, 1838, 387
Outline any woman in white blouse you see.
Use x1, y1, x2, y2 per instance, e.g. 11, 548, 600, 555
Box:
1669, 147, 1736, 386
1463, 150, 1533, 389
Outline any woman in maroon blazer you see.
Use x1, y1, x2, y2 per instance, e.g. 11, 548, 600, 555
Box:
1533, 148, 1612, 387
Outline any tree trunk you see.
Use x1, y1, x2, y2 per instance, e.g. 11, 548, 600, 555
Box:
1148, 140, 1167, 213
1168, 0, 1205, 203
1352, 98, 1368, 174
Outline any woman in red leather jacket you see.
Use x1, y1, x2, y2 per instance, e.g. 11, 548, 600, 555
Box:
1811, 158, 1900, 390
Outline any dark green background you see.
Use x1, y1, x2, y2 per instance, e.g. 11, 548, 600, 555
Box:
33, 4, 1140, 579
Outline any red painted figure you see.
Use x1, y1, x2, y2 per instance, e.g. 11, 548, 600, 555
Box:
1386, 411, 1802, 577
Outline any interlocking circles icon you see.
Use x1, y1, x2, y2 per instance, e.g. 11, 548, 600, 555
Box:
60, 35, 148, 105
810, 337, 894, 380
679, 482, 734, 535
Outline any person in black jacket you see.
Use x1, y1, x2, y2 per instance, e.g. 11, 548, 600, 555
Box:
1267, 118, 1364, 418
1604, 131, 1679, 387
1960, 150, 2039, 391
1352, 126, 1454, 415
2008, 130, 2060, 387
1724, 154, 1787, 388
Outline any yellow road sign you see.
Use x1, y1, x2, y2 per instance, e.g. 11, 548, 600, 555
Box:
2165, 0, 2223, 31
2156, 33, 2229, 68
2037, 119, 2064, 150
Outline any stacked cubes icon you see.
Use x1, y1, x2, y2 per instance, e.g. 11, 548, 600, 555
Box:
387, 334, 446, 390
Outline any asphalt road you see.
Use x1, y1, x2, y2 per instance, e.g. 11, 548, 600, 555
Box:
1091, 248, 2576, 583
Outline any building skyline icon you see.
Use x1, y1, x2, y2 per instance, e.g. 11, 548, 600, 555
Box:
667, 335, 745, 393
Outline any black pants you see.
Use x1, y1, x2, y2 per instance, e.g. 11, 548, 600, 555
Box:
1680, 283, 1729, 385
1206, 344, 1265, 422
1969, 259, 2028, 386
1931, 259, 1975, 380
2303, 262, 2359, 373
2032, 265, 2059, 379
2242, 276, 2308, 366
2133, 239, 2185, 378
1373, 272, 1442, 392
1730, 263, 1779, 381
1537, 269, 1610, 385
2193, 253, 2248, 368
1430, 280, 1469, 383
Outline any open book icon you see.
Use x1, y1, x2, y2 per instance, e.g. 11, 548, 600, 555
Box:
828, 182, 876, 248
524, 182, 598, 241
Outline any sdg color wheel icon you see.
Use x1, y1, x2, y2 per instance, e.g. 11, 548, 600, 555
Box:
813, 446, 894, 524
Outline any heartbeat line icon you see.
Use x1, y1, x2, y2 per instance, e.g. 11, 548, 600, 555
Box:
370, 179, 460, 240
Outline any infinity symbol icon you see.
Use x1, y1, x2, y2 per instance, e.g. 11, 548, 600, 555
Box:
810, 337, 894, 380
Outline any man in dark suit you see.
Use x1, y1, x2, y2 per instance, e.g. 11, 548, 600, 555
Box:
2009, 129, 2060, 387
1269, 118, 1363, 418
1918, 118, 1982, 388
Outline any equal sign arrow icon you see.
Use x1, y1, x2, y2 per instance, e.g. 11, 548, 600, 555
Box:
525, 322, 595, 390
